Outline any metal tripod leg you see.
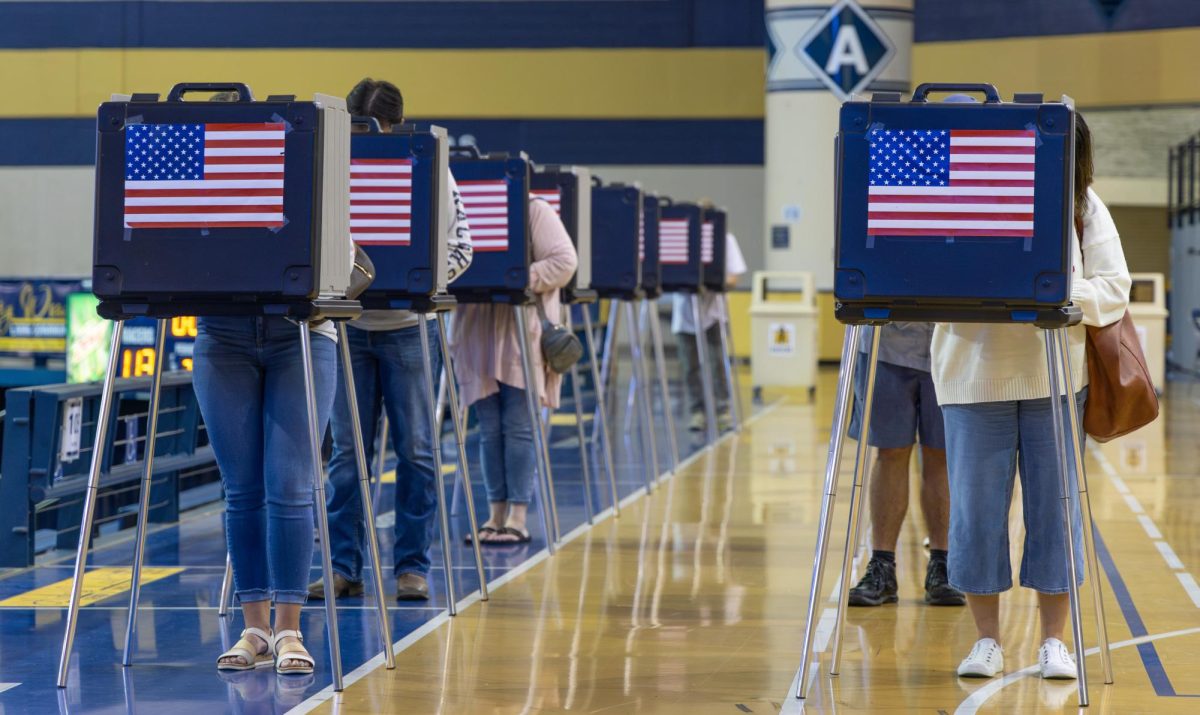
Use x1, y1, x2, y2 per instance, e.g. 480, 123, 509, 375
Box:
691, 294, 720, 446
436, 314, 488, 601
623, 301, 646, 438
336, 323, 395, 668
514, 306, 558, 553
582, 308, 620, 516
418, 315, 458, 614
829, 327, 880, 675
1056, 327, 1114, 685
299, 322, 344, 691
373, 413, 389, 509
1045, 330, 1090, 704
645, 299, 681, 473
595, 301, 622, 440
716, 294, 742, 432
564, 307, 596, 523
122, 319, 167, 666
218, 552, 233, 617
625, 301, 660, 492
58, 321, 124, 688
795, 325, 862, 699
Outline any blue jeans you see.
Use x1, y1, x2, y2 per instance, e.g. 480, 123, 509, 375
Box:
192, 317, 336, 605
942, 389, 1087, 595
325, 322, 440, 581
474, 383, 536, 504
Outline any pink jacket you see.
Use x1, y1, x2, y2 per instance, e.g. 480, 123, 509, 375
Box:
452, 198, 579, 409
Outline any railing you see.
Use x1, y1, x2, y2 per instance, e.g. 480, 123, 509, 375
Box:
0, 372, 218, 567
1168, 133, 1199, 228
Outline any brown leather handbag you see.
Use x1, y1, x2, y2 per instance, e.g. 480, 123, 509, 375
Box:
1075, 217, 1159, 442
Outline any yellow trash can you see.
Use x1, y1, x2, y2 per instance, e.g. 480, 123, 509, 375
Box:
749, 271, 818, 402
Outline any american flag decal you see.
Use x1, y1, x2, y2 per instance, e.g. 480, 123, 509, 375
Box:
638, 207, 645, 262
458, 180, 509, 252
701, 221, 715, 264
531, 189, 561, 214
123, 123, 285, 229
660, 218, 690, 265
868, 129, 1035, 238
350, 158, 412, 246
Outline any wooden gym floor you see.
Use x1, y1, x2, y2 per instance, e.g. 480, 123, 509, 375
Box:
308, 370, 1200, 714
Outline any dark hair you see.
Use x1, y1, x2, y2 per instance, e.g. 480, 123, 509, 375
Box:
347, 78, 404, 126
1074, 112, 1094, 228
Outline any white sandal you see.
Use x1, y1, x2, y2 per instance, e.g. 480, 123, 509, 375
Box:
273, 629, 315, 675
217, 627, 274, 671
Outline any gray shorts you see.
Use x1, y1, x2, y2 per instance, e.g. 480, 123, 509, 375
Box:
847, 357, 946, 450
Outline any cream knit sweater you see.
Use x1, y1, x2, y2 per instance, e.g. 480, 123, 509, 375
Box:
931, 188, 1131, 405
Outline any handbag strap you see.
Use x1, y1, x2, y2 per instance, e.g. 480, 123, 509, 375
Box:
533, 292, 552, 324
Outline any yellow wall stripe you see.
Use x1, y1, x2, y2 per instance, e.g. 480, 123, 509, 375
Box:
0, 566, 184, 608
1, 48, 765, 119
913, 27, 1200, 107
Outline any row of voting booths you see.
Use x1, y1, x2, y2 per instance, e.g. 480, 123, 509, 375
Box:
59, 83, 742, 691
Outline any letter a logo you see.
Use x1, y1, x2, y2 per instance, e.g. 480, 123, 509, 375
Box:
797, 0, 894, 101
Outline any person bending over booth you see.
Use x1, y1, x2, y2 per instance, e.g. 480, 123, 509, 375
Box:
934, 113, 1130, 680
671, 220, 746, 433
846, 323, 964, 608
453, 195, 578, 544
309, 78, 473, 602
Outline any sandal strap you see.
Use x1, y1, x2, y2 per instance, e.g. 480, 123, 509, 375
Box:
272, 629, 303, 647
241, 627, 273, 651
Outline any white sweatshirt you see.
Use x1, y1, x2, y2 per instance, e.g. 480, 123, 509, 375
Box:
931, 188, 1131, 405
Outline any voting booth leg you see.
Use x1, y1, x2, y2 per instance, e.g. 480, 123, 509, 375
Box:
299, 322, 344, 691
691, 295, 720, 446
121, 319, 167, 666
623, 303, 645, 438
597, 302, 622, 438
718, 294, 743, 432
829, 328, 881, 676
625, 301, 660, 492
218, 552, 234, 617
514, 306, 558, 554
565, 315, 597, 524
372, 413, 389, 509
418, 315, 459, 614
1056, 328, 1114, 684
645, 299, 681, 473
795, 325, 862, 700
57, 321, 124, 688
336, 323, 396, 668
582, 308, 620, 517
1044, 330, 1090, 703
436, 314, 489, 601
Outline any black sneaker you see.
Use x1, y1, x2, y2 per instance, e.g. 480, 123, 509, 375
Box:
924, 559, 966, 606
847, 557, 898, 606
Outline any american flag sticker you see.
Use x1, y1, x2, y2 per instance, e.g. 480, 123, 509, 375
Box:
531, 189, 561, 214
867, 129, 1035, 238
351, 158, 412, 246
123, 123, 285, 229
701, 221, 715, 264
638, 207, 645, 262
660, 218, 690, 265
458, 180, 510, 252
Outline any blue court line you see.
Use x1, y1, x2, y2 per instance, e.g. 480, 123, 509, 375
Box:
1093, 527, 1200, 697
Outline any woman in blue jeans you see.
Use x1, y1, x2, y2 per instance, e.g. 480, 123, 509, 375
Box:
194, 316, 337, 674
931, 114, 1130, 679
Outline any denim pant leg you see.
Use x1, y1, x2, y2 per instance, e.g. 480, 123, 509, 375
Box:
943, 400, 1021, 595
378, 322, 440, 577
475, 392, 507, 503
325, 326, 380, 582
1016, 391, 1087, 594
261, 325, 336, 604
675, 331, 702, 417
499, 384, 537, 504
193, 322, 270, 604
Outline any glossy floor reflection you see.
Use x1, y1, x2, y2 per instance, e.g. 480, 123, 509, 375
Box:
320, 372, 1200, 714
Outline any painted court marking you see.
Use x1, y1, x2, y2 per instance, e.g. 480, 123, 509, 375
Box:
0, 567, 184, 608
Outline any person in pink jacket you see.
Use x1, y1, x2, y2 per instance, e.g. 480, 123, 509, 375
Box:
452, 196, 578, 544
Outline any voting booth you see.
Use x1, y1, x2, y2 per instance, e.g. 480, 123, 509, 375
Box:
700, 206, 729, 293
66, 83, 367, 692
658, 201, 703, 294
796, 84, 1111, 705
449, 150, 533, 302
590, 179, 643, 299
532, 166, 594, 303
640, 192, 663, 299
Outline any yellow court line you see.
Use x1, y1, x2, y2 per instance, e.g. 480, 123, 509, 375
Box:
0, 566, 184, 608
0, 48, 765, 119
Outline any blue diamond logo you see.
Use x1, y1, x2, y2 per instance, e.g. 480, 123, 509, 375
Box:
797, 0, 895, 101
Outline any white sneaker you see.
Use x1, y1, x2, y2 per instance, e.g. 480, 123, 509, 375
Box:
957, 638, 1004, 678
1039, 638, 1078, 680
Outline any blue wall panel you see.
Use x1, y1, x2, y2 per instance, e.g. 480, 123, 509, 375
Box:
915, 0, 1200, 42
